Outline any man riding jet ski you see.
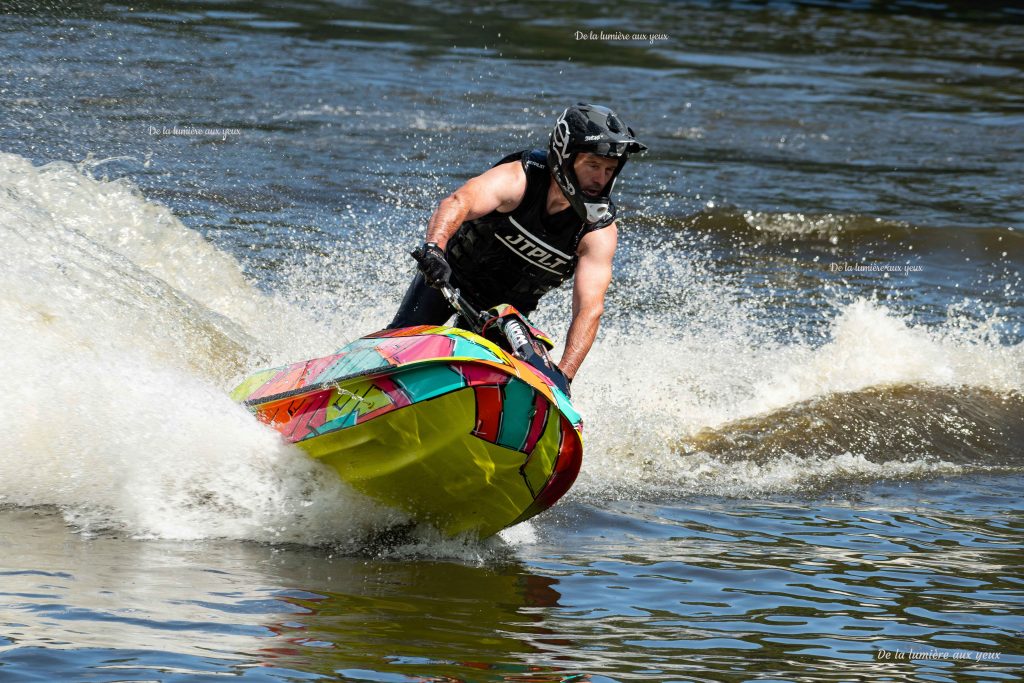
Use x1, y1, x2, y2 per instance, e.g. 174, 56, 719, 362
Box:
231, 105, 646, 538
390, 103, 648, 390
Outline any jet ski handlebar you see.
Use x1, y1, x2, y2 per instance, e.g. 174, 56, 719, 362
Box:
410, 248, 571, 396
410, 246, 486, 333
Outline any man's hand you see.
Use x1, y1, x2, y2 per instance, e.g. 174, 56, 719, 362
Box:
413, 242, 451, 288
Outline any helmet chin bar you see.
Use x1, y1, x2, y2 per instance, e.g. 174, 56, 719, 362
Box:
584, 199, 611, 223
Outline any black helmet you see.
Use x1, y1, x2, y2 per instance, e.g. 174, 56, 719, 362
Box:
547, 103, 647, 223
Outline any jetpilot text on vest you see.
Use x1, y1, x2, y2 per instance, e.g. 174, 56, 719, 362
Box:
496, 232, 570, 273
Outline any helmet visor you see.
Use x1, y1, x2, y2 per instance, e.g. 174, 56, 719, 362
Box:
583, 140, 647, 157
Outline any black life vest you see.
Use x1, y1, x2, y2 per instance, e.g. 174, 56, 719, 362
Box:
446, 149, 616, 313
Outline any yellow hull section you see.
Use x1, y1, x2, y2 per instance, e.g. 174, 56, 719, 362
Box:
301, 387, 565, 538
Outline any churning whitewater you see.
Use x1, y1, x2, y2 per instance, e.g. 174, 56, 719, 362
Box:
2, 152, 1020, 543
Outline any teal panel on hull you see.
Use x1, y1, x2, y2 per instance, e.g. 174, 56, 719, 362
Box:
498, 379, 536, 452
553, 387, 581, 426
317, 408, 358, 435
451, 336, 503, 363
321, 339, 390, 382
394, 364, 467, 403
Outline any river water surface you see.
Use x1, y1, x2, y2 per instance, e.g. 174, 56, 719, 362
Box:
1, 1, 1022, 681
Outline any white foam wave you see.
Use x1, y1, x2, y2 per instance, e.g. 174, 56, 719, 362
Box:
744, 298, 1023, 415
2, 151, 1020, 532
647, 451, 964, 498
573, 245, 1023, 496
0, 153, 403, 542
1, 329, 403, 542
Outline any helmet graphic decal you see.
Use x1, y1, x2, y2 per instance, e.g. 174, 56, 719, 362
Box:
551, 112, 572, 163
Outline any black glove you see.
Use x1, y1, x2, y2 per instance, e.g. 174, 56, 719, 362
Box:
413, 242, 451, 288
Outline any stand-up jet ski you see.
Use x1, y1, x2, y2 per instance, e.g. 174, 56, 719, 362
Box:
231, 251, 583, 539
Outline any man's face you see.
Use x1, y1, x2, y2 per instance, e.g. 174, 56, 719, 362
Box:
573, 153, 619, 197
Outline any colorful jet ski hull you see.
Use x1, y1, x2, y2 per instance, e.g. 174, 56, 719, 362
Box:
230, 324, 583, 539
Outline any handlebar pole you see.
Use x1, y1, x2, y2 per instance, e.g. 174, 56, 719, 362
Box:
411, 248, 487, 334
438, 283, 486, 333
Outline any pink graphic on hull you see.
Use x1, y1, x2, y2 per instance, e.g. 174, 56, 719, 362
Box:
375, 335, 455, 366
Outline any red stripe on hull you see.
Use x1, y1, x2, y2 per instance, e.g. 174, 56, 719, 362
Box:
531, 419, 583, 512
472, 385, 504, 443
456, 363, 510, 387
523, 393, 550, 454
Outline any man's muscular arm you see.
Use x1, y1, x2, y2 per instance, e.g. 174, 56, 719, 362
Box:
425, 162, 526, 247
559, 223, 617, 380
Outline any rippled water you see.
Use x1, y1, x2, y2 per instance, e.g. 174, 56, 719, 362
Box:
4, 477, 1023, 681
1, 1, 1022, 681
